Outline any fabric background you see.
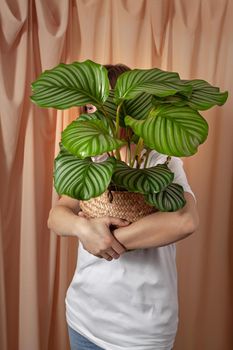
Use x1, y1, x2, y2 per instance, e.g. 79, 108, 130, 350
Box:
0, 0, 232, 349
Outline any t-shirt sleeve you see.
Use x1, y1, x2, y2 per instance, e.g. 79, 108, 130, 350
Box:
167, 157, 196, 202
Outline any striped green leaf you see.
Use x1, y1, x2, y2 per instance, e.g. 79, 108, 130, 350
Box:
112, 161, 174, 194
61, 117, 126, 159
145, 183, 186, 211
123, 92, 154, 120
114, 68, 193, 103
125, 106, 208, 157
77, 111, 111, 131
30, 60, 109, 109
152, 94, 188, 107
54, 144, 116, 200
182, 79, 228, 110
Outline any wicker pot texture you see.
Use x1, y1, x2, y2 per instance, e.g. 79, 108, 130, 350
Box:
79, 190, 156, 223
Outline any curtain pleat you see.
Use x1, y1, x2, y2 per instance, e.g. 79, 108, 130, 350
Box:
0, 1, 232, 349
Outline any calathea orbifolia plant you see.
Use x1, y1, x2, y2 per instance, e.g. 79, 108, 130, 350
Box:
30, 60, 228, 212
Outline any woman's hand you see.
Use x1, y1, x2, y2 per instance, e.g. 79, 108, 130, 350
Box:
78, 213, 130, 261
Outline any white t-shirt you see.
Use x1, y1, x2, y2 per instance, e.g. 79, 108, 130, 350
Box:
65, 151, 196, 350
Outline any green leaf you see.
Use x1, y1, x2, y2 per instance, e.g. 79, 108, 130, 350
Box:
182, 79, 228, 110
125, 105, 208, 157
114, 68, 193, 103
77, 110, 111, 131
145, 183, 186, 211
54, 144, 116, 200
123, 92, 154, 120
76, 113, 95, 122
61, 117, 126, 159
30, 60, 109, 109
152, 94, 188, 107
112, 161, 174, 194
152, 80, 228, 111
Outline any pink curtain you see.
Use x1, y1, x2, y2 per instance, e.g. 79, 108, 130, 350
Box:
0, 1, 232, 349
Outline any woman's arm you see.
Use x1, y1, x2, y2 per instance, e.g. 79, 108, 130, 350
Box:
47, 195, 83, 237
112, 192, 199, 250
47, 195, 129, 260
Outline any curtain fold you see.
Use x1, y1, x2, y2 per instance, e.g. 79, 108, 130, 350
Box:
0, 1, 232, 349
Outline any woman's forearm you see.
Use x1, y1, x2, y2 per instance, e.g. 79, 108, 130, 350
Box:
47, 205, 87, 238
113, 193, 199, 250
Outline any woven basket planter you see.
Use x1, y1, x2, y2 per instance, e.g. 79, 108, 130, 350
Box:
79, 190, 157, 223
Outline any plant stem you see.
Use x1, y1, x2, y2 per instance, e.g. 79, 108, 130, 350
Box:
124, 143, 128, 163
114, 103, 124, 161
143, 149, 152, 168
115, 148, 122, 161
99, 105, 122, 161
127, 141, 131, 165
130, 137, 144, 168
116, 103, 122, 139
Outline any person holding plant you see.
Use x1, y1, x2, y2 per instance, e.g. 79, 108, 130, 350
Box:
47, 65, 199, 350
31, 60, 226, 348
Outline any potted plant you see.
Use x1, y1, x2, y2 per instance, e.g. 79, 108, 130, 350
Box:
30, 60, 228, 221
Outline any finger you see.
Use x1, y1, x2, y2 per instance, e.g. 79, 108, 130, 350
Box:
78, 211, 88, 218
105, 248, 120, 259
111, 238, 127, 255
107, 217, 130, 227
101, 252, 113, 261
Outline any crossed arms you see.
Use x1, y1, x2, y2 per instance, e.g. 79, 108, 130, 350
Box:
47, 192, 199, 261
